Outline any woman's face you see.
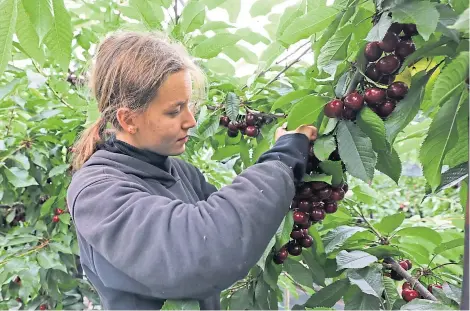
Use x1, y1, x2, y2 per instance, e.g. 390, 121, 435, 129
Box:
116, 70, 197, 156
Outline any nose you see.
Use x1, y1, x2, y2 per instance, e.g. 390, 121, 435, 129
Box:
182, 105, 197, 130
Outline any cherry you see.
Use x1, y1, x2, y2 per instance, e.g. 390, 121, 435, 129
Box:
403, 24, 418, 36
310, 208, 325, 221
379, 32, 399, 52
245, 113, 256, 126
343, 92, 364, 111
342, 106, 357, 120
228, 122, 239, 132
317, 187, 332, 200
342, 182, 349, 193
293, 211, 309, 225
391, 270, 404, 280
219, 116, 230, 127
300, 235, 313, 248
238, 122, 247, 134
387, 82, 408, 100
227, 129, 238, 137
364, 42, 383, 62
402, 289, 419, 302
13, 276, 21, 285
298, 200, 312, 213
52, 215, 60, 223
311, 181, 328, 191
290, 229, 305, 240
364, 87, 386, 105
405, 259, 412, 269
377, 55, 401, 75
402, 282, 412, 290
324, 99, 344, 118
298, 184, 313, 198
55, 208, 64, 215
273, 247, 288, 264
377, 100, 396, 118
287, 242, 302, 256
395, 40, 416, 59
297, 220, 312, 229
40, 305, 47, 310
324, 201, 338, 214
399, 260, 409, 270
311, 201, 324, 209
330, 188, 345, 201
427, 284, 443, 293
366, 64, 382, 82
245, 125, 259, 137
388, 22, 403, 35
379, 74, 395, 85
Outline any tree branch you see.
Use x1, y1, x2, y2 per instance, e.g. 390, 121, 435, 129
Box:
384, 257, 438, 301
275, 40, 311, 65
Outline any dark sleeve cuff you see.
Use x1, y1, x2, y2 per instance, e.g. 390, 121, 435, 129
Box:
256, 133, 310, 182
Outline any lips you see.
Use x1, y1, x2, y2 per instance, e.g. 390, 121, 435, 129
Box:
178, 135, 188, 141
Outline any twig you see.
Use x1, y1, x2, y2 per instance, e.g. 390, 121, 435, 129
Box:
384, 257, 438, 301
5, 109, 14, 137
0, 240, 50, 266
345, 65, 365, 95
174, 0, 179, 25
431, 262, 461, 271
275, 40, 311, 65
346, 199, 383, 239
283, 272, 309, 295
254, 46, 312, 96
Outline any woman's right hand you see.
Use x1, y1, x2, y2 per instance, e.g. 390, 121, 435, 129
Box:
275, 123, 318, 142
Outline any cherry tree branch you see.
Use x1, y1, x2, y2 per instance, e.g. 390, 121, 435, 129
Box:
383, 257, 438, 301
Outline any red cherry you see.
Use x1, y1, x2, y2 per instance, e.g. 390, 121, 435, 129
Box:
228, 122, 239, 131
245, 125, 259, 137
55, 208, 64, 215
219, 116, 230, 127
287, 242, 302, 256
293, 211, 308, 225
298, 184, 313, 198
364, 42, 383, 62
311, 181, 328, 191
399, 260, 409, 270
245, 113, 256, 126
405, 259, 412, 269
39, 305, 47, 311
395, 40, 416, 59
403, 24, 418, 36
402, 289, 419, 302
52, 215, 60, 223
324, 201, 338, 214
343, 92, 364, 111
427, 284, 443, 293
324, 99, 344, 118
273, 247, 289, 264
310, 208, 325, 221
296, 220, 312, 229
311, 201, 324, 209
377, 55, 401, 75
366, 64, 382, 82
316, 187, 332, 200
298, 200, 312, 213
402, 282, 412, 290
377, 100, 396, 118
387, 82, 408, 100
227, 129, 238, 137
290, 229, 305, 240
300, 235, 313, 248
342, 106, 357, 120
341, 182, 349, 193
364, 88, 386, 105
330, 188, 345, 201
379, 32, 399, 52
388, 22, 403, 34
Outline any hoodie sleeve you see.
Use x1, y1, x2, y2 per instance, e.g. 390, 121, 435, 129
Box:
67, 133, 310, 300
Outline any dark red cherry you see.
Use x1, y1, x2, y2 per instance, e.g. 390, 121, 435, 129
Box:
379, 32, 399, 52
364, 42, 383, 62
387, 82, 408, 100
364, 87, 386, 105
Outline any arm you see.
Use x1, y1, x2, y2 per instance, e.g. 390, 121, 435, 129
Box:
68, 134, 310, 300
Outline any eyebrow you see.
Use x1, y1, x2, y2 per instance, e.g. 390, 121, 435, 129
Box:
171, 101, 186, 108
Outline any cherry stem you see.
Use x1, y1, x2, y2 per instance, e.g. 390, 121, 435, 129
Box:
345, 199, 383, 239
384, 257, 438, 301
431, 262, 460, 271
245, 107, 286, 119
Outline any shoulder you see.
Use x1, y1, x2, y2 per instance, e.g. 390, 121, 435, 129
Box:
171, 157, 203, 178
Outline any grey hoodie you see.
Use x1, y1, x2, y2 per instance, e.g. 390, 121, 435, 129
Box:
66, 133, 310, 310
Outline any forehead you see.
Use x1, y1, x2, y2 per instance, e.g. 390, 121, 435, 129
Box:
157, 70, 192, 104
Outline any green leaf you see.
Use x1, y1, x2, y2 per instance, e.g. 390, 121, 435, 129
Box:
433, 238, 464, 254
376, 145, 402, 184
211, 145, 239, 161
317, 27, 352, 75
219, 0, 240, 23
276, 0, 306, 39
48, 164, 70, 178
449, 8, 469, 32
395, 227, 442, 245
295, 279, 350, 309
385, 71, 431, 144
43, 0, 73, 72
302, 174, 332, 184
179, 1, 205, 34
383, 275, 400, 309
224, 92, 239, 121
336, 250, 378, 271
460, 179, 468, 208
374, 213, 405, 236
352, 184, 378, 204
347, 265, 384, 298
365, 13, 392, 42
250, 0, 283, 17
287, 95, 328, 130
200, 20, 234, 32
284, 258, 314, 288
436, 4, 460, 42
313, 136, 336, 161
223, 45, 258, 64
16, 0, 45, 64
318, 160, 343, 186
400, 299, 452, 310
420, 93, 462, 191
391, 1, 439, 41
258, 41, 285, 72
302, 249, 326, 286
161, 300, 200, 310
130, 0, 162, 29
444, 99, 469, 167
442, 283, 461, 305
235, 28, 270, 45
21, 0, 53, 45
323, 226, 367, 254
271, 89, 311, 112
12, 152, 30, 170
337, 121, 376, 183
36, 250, 58, 269
4, 167, 38, 188
279, 7, 338, 45
363, 246, 403, 259
400, 37, 454, 71
256, 236, 275, 270
205, 58, 235, 75
254, 278, 270, 309
192, 33, 241, 59
344, 286, 381, 310
357, 107, 387, 152
432, 52, 469, 108
229, 287, 253, 309
276, 210, 294, 249
0, 0, 17, 76
434, 162, 469, 194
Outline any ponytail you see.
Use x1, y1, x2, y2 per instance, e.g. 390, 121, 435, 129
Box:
71, 117, 107, 172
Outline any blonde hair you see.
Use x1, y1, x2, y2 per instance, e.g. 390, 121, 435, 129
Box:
71, 31, 207, 171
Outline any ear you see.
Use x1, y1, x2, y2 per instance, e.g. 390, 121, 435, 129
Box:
116, 107, 139, 134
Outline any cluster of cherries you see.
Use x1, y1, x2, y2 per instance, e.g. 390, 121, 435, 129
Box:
324, 22, 418, 121
273, 145, 348, 264
219, 113, 266, 138
52, 208, 65, 223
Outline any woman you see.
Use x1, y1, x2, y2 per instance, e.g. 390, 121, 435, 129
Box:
67, 31, 317, 310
